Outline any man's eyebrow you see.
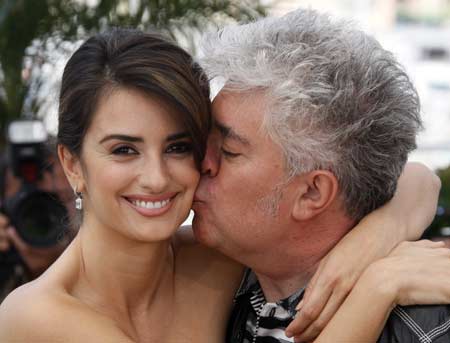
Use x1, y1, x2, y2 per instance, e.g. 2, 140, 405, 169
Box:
215, 121, 250, 146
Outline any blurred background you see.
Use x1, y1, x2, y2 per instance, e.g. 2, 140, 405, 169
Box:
1, 0, 450, 235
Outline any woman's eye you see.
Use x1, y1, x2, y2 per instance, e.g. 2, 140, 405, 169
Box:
112, 146, 138, 155
221, 147, 241, 158
166, 142, 193, 154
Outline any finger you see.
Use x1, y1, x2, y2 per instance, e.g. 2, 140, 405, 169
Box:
0, 227, 8, 240
0, 239, 10, 251
0, 215, 10, 231
396, 240, 442, 250
6, 227, 30, 254
293, 288, 348, 342
303, 261, 333, 308
286, 281, 333, 337
301, 265, 320, 303
390, 240, 446, 257
0, 225, 11, 251
429, 247, 450, 256
428, 240, 447, 248
0, 224, 13, 251
415, 239, 445, 247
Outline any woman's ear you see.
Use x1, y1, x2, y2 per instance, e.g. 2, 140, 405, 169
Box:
292, 170, 338, 221
57, 145, 85, 193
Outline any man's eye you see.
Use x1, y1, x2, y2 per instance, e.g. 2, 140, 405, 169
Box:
166, 142, 193, 154
221, 147, 241, 158
112, 146, 138, 155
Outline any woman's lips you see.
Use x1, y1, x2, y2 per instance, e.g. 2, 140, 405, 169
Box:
124, 193, 177, 217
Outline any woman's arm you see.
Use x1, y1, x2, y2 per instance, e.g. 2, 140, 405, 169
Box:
286, 162, 441, 338
308, 240, 450, 343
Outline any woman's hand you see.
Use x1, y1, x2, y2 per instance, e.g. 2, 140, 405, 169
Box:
370, 240, 450, 307
285, 162, 441, 340
0, 213, 11, 251
296, 240, 450, 343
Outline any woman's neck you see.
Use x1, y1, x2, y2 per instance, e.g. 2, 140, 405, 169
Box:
71, 218, 175, 317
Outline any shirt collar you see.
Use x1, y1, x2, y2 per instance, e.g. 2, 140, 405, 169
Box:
235, 268, 305, 316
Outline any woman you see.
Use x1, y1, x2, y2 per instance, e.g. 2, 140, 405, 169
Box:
0, 28, 447, 342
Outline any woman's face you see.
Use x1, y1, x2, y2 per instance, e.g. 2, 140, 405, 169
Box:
76, 87, 199, 242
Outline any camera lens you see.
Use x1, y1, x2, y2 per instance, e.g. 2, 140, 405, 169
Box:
7, 189, 68, 247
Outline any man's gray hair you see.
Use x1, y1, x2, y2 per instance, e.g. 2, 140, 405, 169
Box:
201, 8, 422, 221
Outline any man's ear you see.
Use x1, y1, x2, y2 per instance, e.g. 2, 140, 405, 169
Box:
57, 144, 85, 193
292, 170, 338, 221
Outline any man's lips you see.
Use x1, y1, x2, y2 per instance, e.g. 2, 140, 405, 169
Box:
193, 195, 206, 203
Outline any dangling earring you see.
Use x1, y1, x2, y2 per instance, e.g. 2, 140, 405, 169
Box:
74, 186, 83, 210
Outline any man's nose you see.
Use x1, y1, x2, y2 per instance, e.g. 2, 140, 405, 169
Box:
201, 136, 220, 177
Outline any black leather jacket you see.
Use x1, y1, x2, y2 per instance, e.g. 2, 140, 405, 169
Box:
226, 277, 450, 342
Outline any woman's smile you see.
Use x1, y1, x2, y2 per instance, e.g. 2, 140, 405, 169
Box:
75, 88, 200, 241
123, 193, 177, 217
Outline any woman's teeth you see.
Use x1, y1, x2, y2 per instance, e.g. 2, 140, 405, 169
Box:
131, 199, 170, 209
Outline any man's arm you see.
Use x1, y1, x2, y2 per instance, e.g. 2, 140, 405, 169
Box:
286, 162, 441, 339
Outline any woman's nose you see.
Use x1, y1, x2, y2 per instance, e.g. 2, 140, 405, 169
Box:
139, 157, 170, 193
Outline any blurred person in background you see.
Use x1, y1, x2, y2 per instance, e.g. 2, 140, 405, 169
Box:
0, 137, 74, 301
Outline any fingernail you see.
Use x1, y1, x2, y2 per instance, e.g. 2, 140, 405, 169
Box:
296, 299, 304, 311
285, 330, 293, 338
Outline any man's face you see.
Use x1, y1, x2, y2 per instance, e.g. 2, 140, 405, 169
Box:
192, 90, 297, 260
39, 157, 74, 207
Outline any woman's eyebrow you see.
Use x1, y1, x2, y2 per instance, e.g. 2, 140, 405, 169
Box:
99, 134, 143, 144
166, 132, 189, 142
99, 132, 189, 144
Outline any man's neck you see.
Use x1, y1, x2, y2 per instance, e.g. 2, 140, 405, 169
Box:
252, 214, 354, 302
255, 262, 318, 302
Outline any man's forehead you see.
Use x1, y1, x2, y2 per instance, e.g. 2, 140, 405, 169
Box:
212, 89, 267, 123
213, 119, 250, 146
212, 89, 268, 143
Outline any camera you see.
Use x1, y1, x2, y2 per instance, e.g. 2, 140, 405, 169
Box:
1, 120, 68, 247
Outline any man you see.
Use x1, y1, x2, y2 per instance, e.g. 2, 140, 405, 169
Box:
192, 8, 450, 342
0, 145, 74, 301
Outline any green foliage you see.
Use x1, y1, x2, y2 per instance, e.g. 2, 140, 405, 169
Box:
0, 0, 266, 144
425, 165, 450, 238
396, 3, 450, 25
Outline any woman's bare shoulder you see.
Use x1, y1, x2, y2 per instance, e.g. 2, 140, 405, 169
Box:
170, 226, 244, 336
0, 281, 134, 342
173, 226, 244, 314
174, 225, 243, 282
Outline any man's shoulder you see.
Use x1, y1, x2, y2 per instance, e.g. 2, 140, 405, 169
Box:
379, 304, 450, 343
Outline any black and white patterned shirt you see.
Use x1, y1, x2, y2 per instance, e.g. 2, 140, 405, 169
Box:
232, 269, 303, 343
227, 269, 450, 343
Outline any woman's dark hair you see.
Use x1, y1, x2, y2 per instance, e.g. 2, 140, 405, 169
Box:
57, 28, 211, 168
